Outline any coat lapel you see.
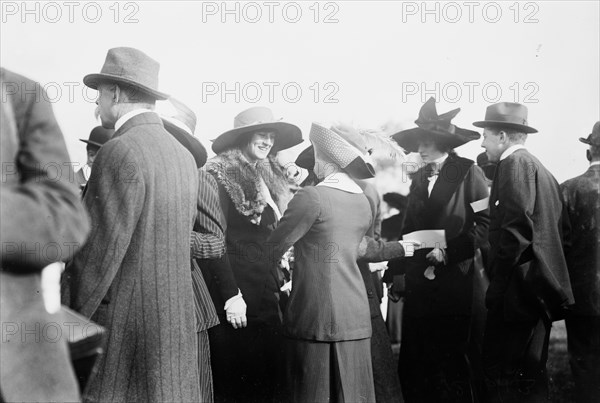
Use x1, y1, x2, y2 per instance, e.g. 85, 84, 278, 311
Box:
425, 155, 473, 226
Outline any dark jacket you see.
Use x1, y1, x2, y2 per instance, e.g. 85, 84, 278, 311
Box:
389, 154, 490, 317
1, 68, 90, 402
63, 112, 202, 402
560, 164, 600, 316
201, 149, 295, 324
486, 148, 574, 322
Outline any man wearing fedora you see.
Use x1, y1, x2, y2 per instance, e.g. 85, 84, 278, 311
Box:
477, 102, 574, 402
560, 121, 600, 403
75, 125, 113, 192
62, 47, 205, 402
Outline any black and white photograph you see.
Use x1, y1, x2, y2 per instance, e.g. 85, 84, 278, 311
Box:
1, 1, 599, 402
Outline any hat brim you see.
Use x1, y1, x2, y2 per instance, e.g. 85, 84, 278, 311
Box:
83, 73, 169, 100
79, 139, 103, 148
211, 122, 302, 155
344, 156, 376, 179
472, 120, 538, 134
391, 126, 481, 153
162, 119, 208, 168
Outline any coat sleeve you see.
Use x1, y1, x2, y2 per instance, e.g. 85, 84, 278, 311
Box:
62, 139, 145, 318
266, 187, 320, 264
446, 165, 491, 265
491, 157, 535, 272
190, 170, 226, 259
197, 178, 238, 307
1, 74, 90, 271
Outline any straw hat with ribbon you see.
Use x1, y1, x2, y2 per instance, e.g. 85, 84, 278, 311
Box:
211, 107, 302, 155
160, 98, 208, 168
392, 97, 480, 153
309, 122, 375, 180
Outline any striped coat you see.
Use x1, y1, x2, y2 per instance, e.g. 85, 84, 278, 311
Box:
63, 112, 201, 402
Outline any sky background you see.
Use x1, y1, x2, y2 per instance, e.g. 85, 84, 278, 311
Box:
2, 0, 599, 190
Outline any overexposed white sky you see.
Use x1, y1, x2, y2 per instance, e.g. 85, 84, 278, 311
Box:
2, 0, 599, 184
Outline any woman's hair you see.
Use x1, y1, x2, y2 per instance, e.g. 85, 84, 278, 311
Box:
421, 132, 455, 154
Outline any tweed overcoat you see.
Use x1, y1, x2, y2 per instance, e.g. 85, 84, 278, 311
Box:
63, 112, 201, 402
1, 68, 90, 402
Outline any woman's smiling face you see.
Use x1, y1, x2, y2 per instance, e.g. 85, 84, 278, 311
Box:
242, 131, 276, 162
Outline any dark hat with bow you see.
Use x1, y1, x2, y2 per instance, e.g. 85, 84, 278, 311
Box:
392, 97, 480, 153
579, 121, 600, 146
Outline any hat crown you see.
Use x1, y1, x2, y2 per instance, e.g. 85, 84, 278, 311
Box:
233, 107, 278, 129
168, 98, 197, 134
484, 102, 529, 126
100, 47, 160, 90
415, 97, 461, 134
86, 126, 113, 146
581, 121, 600, 146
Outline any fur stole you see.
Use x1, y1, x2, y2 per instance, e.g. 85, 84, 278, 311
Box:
204, 148, 297, 224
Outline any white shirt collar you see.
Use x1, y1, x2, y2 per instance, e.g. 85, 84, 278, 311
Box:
317, 171, 363, 193
500, 144, 526, 161
114, 109, 152, 132
590, 161, 600, 167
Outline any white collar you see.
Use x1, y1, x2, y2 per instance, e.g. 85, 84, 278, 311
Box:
500, 144, 526, 161
317, 171, 363, 193
114, 109, 152, 132
590, 161, 600, 167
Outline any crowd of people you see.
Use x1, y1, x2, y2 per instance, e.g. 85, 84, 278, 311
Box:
1, 46, 598, 403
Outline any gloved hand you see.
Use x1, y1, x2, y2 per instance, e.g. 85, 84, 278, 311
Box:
399, 240, 422, 257
224, 291, 247, 329
426, 247, 447, 265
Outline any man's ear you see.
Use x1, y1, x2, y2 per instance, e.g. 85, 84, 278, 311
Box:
113, 85, 120, 103
497, 130, 508, 144
586, 149, 592, 162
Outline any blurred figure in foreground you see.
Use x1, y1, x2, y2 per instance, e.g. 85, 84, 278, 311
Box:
1, 67, 90, 402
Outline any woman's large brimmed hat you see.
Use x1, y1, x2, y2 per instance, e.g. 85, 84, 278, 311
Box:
579, 121, 600, 146
160, 98, 208, 168
83, 47, 169, 100
392, 97, 480, 153
473, 102, 537, 133
310, 122, 375, 179
211, 107, 302, 154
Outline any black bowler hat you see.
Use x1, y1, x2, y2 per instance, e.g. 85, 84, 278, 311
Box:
579, 121, 600, 146
80, 126, 113, 149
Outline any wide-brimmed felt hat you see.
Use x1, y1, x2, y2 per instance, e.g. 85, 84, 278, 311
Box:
80, 126, 114, 149
579, 121, 600, 146
310, 122, 375, 179
392, 97, 480, 153
83, 47, 169, 100
473, 102, 537, 133
161, 98, 208, 168
211, 106, 302, 154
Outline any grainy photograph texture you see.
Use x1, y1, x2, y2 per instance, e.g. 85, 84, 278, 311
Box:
1, 1, 598, 402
